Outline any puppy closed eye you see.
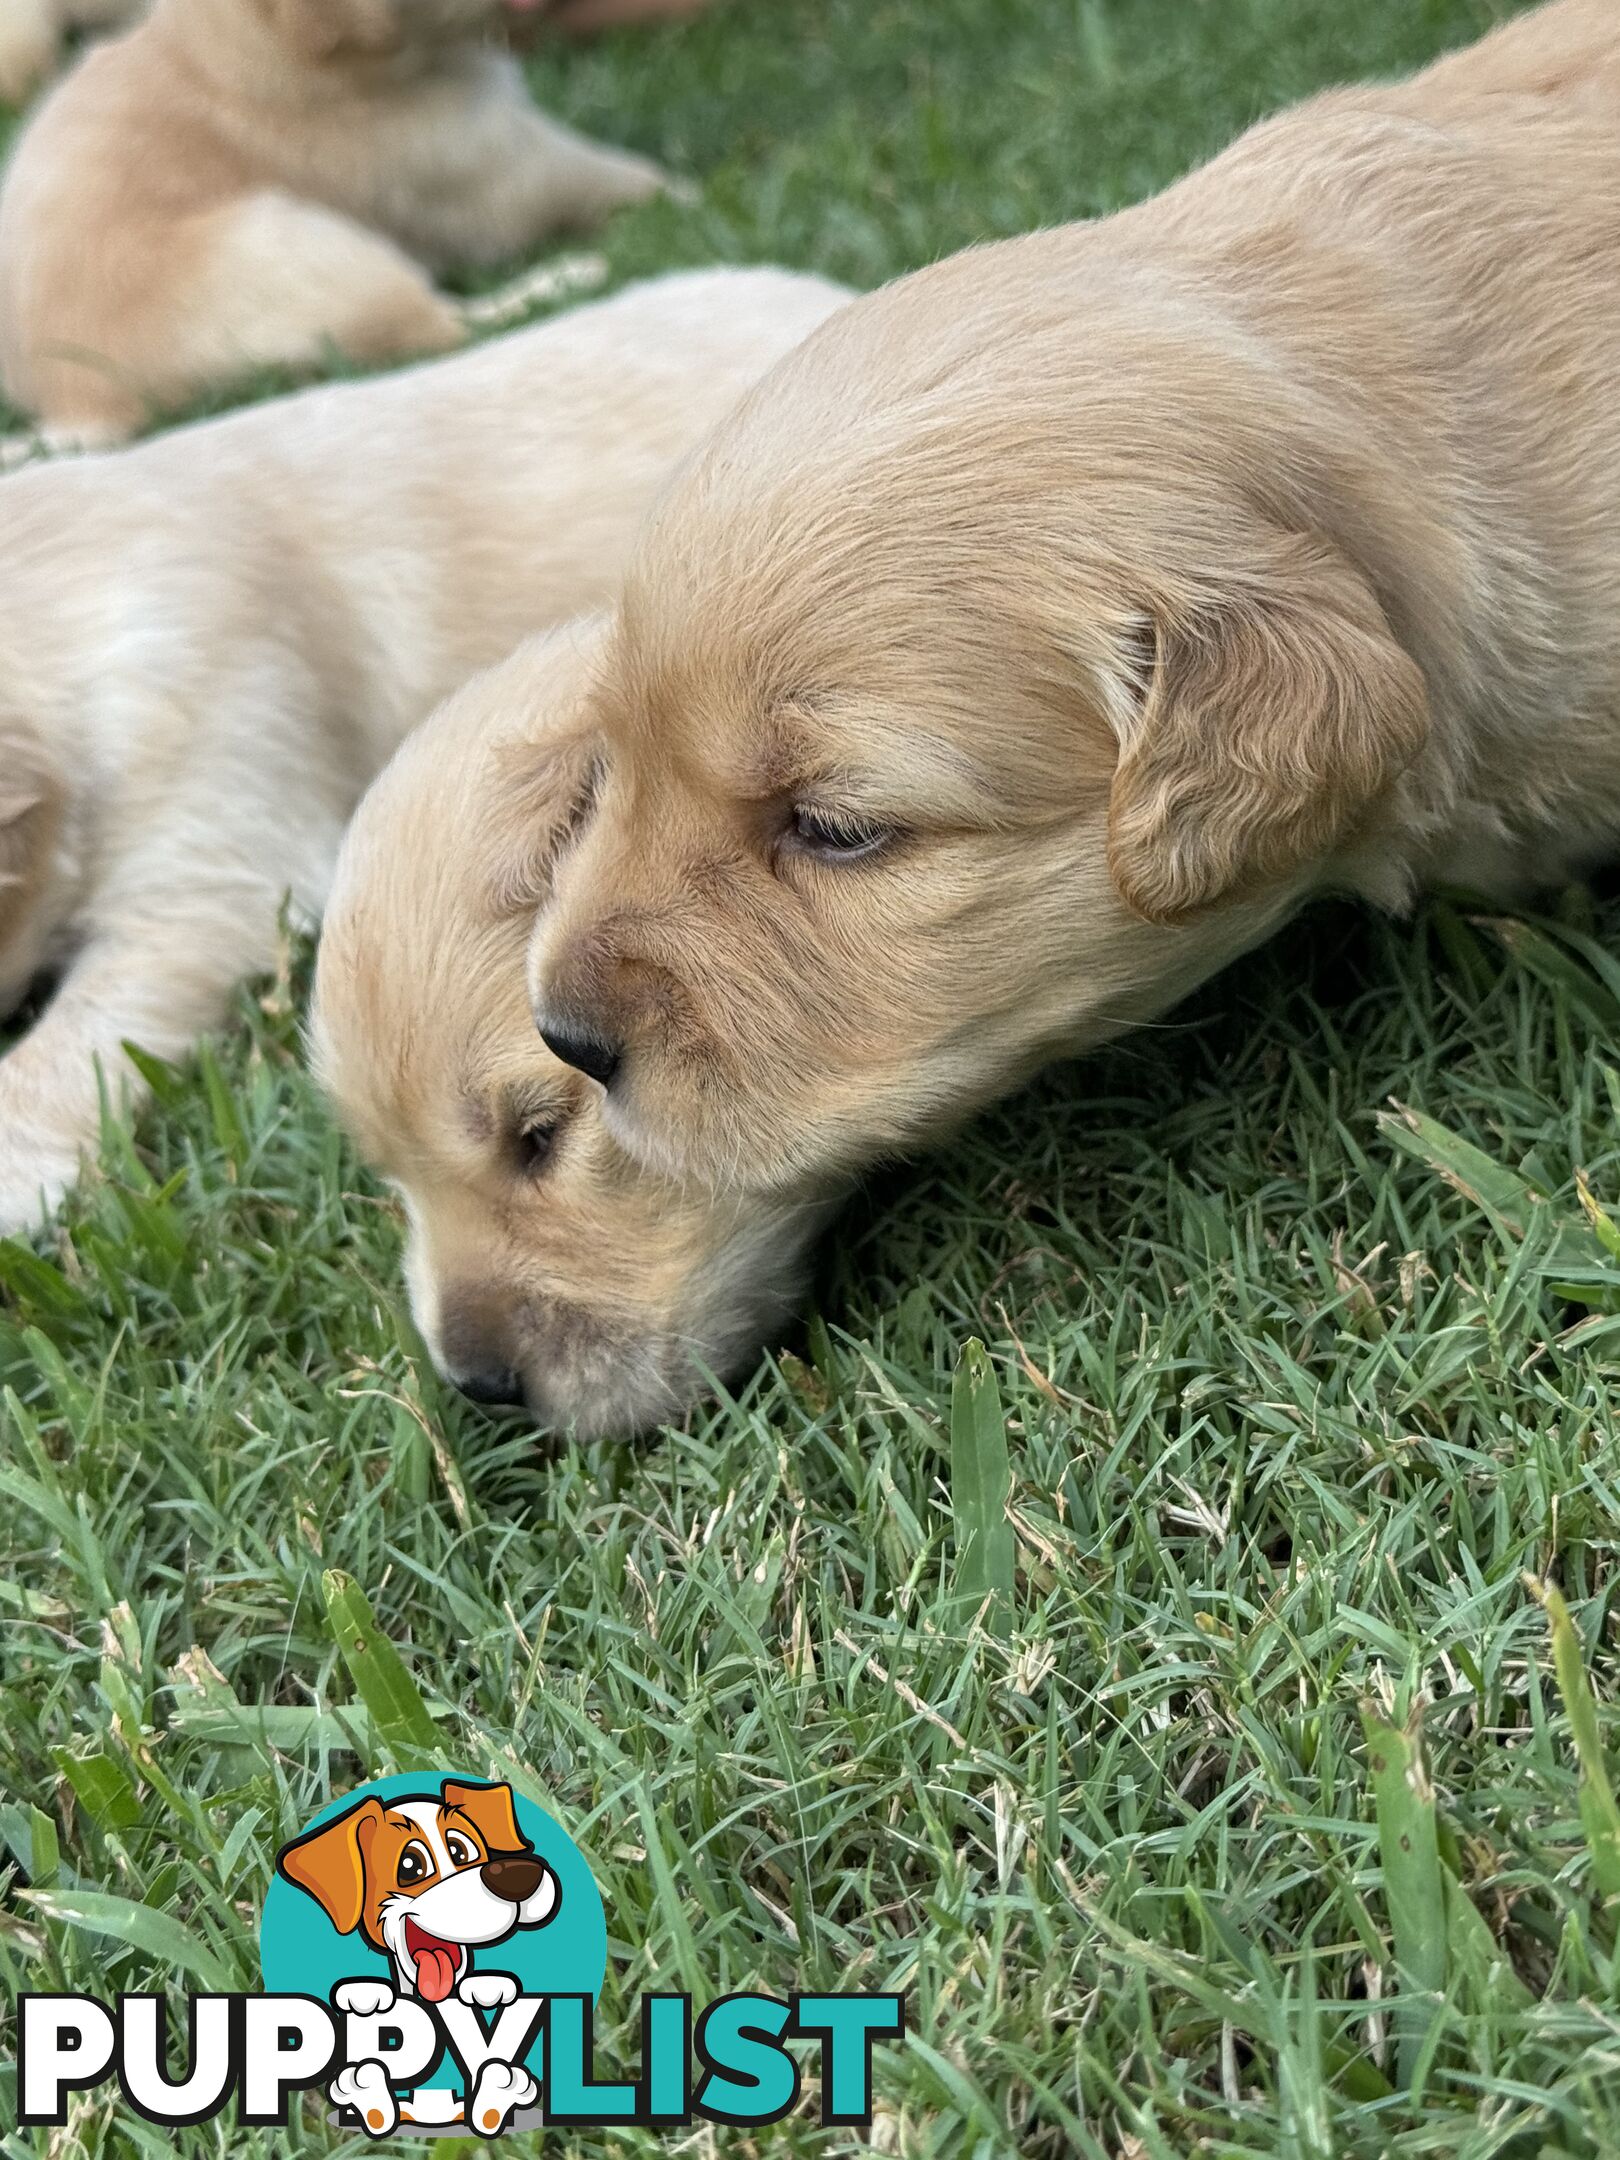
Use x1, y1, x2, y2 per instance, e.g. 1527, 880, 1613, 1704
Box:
513, 1117, 562, 1178
786, 804, 897, 862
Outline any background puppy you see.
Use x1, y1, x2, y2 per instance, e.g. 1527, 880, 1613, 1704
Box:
0, 267, 850, 1234
529, 0, 1620, 1195
0, 0, 670, 444
0, 0, 138, 105
311, 625, 835, 1438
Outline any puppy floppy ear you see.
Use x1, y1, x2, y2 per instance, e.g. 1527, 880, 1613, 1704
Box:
1104, 539, 1428, 924
485, 735, 602, 920
275, 1798, 385, 1934
442, 1779, 529, 1855
0, 726, 61, 929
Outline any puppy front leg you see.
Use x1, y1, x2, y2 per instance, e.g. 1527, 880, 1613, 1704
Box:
515, 107, 675, 231
458, 251, 608, 333
435, 101, 674, 268
0, 929, 242, 1235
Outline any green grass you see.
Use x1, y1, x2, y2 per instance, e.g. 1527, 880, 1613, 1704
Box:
8, 0, 1620, 2152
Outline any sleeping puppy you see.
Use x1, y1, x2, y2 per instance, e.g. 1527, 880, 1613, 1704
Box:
310, 624, 834, 1437
0, 0, 670, 445
0, 267, 850, 1235
530, 0, 1620, 1194
0, 0, 139, 106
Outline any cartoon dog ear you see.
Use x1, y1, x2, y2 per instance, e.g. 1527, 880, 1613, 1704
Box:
1104, 538, 1428, 924
441, 1780, 528, 1855
275, 1798, 385, 1934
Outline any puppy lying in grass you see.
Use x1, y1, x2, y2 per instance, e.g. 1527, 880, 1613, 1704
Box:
312, 625, 834, 1438
0, 0, 670, 446
531, 0, 1620, 1196
0, 266, 850, 1235
0, 0, 137, 105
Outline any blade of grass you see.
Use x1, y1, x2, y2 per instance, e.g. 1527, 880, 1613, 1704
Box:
322, 1569, 440, 1764
23, 1887, 235, 1991
949, 1339, 1016, 1632
1528, 1576, 1620, 1903
1362, 1703, 1447, 2086
1378, 1105, 1544, 1239
50, 1747, 141, 1834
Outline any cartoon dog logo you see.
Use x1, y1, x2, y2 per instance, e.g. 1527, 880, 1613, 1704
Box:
276, 1778, 560, 2134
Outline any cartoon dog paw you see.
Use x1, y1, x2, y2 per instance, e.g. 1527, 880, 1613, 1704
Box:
468, 2060, 539, 2138
330, 2060, 398, 2137
457, 1971, 519, 2010
333, 1979, 396, 2017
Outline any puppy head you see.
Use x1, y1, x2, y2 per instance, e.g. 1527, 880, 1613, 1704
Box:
252, 0, 501, 62
276, 1780, 557, 2000
0, 712, 65, 1022
311, 624, 832, 1441
529, 276, 1429, 1190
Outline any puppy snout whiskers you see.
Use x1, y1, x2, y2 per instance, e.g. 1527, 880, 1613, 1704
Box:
537, 1018, 621, 1089
482, 1853, 546, 1902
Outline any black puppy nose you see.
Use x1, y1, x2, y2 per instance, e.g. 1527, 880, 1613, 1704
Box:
453, 1366, 524, 1409
537, 1020, 621, 1089
482, 1853, 545, 1903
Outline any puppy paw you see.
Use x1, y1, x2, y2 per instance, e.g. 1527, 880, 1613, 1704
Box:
457, 1971, 519, 2010
468, 2059, 539, 2138
329, 2060, 398, 2137
333, 1979, 396, 2018
459, 253, 606, 331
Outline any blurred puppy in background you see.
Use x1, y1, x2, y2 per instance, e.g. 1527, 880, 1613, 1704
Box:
0, 0, 137, 105
0, 0, 672, 446
529, 0, 1620, 1196
0, 267, 849, 1233
312, 625, 836, 1438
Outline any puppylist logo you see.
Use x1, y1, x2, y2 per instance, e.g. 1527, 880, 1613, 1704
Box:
16, 1773, 906, 2137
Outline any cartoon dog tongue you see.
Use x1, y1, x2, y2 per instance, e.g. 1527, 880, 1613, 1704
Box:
405, 1920, 461, 2003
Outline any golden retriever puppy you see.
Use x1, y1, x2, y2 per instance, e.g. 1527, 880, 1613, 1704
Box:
0, 0, 139, 106
312, 625, 836, 1435
530, 0, 1620, 1193
0, 0, 670, 445
0, 267, 850, 1233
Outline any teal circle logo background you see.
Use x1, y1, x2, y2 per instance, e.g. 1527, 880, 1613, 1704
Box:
260, 1774, 606, 2096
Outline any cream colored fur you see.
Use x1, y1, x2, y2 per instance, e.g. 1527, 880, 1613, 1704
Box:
0, 267, 850, 1232
529, 0, 1620, 1195
0, 0, 669, 442
312, 626, 836, 1438
0, 0, 138, 106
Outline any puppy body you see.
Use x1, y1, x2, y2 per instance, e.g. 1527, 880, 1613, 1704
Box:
532, 0, 1620, 1191
0, 0, 667, 440
311, 624, 838, 1439
0, 267, 851, 1232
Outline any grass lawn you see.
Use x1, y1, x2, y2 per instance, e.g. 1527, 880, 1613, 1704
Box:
8, 0, 1620, 2152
